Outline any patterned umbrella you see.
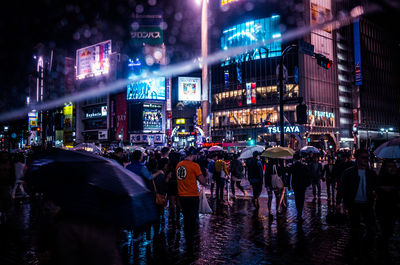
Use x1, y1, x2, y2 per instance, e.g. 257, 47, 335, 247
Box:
374, 137, 400, 159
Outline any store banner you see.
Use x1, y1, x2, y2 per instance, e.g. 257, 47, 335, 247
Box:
131, 26, 163, 45
353, 19, 362, 86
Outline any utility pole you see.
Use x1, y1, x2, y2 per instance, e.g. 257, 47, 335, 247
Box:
279, 44, 296, 147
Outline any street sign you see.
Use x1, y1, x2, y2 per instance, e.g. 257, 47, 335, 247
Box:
298, 40, 314, 56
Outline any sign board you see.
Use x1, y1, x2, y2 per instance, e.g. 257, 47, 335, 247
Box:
353, 19, 362, 86
143, 104, 162, 131
130, 26, 163, 45
63, 105, 73, 131
178, 77, 201, 102
76, 40, 111, 80
298, 40, 315, 56
98, 130, 108, 140
130, 134, 163, 143
246, 82, 256, 104
266, 126, 301, 134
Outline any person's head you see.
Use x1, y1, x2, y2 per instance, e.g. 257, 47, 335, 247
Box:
380, 160, 398, 176
210, 152, 218, 161
233, 153, 239, 160
185, 147, 198, 161
161, 147, 170, 157
158, 158, 169, 172
341, 152, 350, 162
253, 151, 260, 160
132, 150, 143, 162
293, 152, 301, 161
114, 147, 123, 158
147, 158, 158, 172
355, 149, 369, 169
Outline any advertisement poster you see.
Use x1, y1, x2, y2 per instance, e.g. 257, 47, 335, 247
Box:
76, 40, 111, 80
63, 105, 73, 131
246, 82, 256, 104
28, 112, 38, 128
310, 0, 333, 60
143, 104, 162, 131
178, 77, 201, 101
127, 77, 166, 100
246, 83, 251, 105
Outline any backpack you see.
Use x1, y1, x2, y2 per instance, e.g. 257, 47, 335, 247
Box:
212, 161, 222, 181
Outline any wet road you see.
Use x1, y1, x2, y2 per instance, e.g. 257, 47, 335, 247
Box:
1, 185, 399, 265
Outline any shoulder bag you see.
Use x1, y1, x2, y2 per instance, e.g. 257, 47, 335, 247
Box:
152, 179, 167, 207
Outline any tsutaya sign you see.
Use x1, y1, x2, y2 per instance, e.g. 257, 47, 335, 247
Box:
308, 110, 334, 118
267, 126, 301, 134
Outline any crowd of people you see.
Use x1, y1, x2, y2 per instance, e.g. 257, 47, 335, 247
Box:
0, 145, 399, 264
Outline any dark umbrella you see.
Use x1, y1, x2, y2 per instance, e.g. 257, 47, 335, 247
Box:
25, 148, 158, 229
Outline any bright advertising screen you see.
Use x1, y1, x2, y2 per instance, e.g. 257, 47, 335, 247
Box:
127, 77, 166, 100
310, 0, 333, 60
76, 40, 111, 80
178, 77, 201, 101
221, 15, 282, 62
143, 104, 163, 131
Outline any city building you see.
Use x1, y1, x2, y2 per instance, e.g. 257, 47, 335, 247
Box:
210, 0, 340, 150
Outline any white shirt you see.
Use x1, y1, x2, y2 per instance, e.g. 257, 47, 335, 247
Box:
354, 169, 367, 203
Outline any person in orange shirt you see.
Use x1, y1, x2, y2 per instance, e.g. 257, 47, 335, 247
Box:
176, 147, 206, 237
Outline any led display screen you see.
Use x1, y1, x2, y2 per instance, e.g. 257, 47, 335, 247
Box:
143, 103, 163, 131
221, 15, 282, 62
127, 77, 166, 100
178, 77, 201, 101
76, 40, 111, 80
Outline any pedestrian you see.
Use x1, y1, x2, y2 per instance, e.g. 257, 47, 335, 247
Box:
230, 153, 247, 199
12, 152, 29, 199
335, 152, 355, 204
322, 157, 336, 203
166, 151, 181, 221
214, 153, 230, 203
264, 158, 282, 216
161, 147, 170, 159
309, 155, 323, 200
110, 147, 124, 166
338, 149, 377, 260
375, 159, 399, 262
207, 153, 217, 198
176, 147, 206, 238
0, 151, 15, 224
246, 151, 264, 209
289, 153, 310, 222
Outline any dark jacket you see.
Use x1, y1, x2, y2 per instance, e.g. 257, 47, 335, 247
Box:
340, 166, 377, 208
290, 161, 310, 191
323, 164, 336, 183
264, 163, 284, 188
247, 158, 263, 184
308, 161, 323, 182
230, 159, 244, 179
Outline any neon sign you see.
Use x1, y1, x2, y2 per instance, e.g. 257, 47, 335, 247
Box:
266, 126, 301, 134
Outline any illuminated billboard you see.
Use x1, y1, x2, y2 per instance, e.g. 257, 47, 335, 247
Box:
221, 0, 239, 6
246, 82, 256, 104
178, 77, 201, 102
127, 77, 166, 100
131, 26, 163, 46
310, 0, 333, 60
76, 40, 111, 80
221, 15, 282, 62
143, 103, 163, 131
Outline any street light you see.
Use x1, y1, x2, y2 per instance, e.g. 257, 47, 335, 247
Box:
196, 0, 209, 140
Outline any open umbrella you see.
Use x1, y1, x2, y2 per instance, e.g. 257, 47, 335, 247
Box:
239, 145, 265, 159
25, 148, 158, 229
374, 137, 400, 159
261, 146, 295, 159
300, 145, 320, 154
73, 143, 102, 154
208, 145, 223, 152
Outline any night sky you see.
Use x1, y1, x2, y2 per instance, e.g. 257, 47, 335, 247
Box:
0, 0, 398, 114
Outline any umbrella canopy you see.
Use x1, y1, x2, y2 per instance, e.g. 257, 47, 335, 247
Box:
25, 148, 158, 229
374, 137, 400, 159
132, 146, 146, 152
261, 146, 295, 159
300, 145, 320, 154
73, 143, 102, 154
239, 145, 265, 160
208, 145, 223, 152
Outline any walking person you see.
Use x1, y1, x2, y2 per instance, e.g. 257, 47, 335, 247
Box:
176, 147, 206, 239
166, 151, 181, 221
230, 153, 247, 199
322, 157, 336, 204
335, 152, 355, 204
375, 160, 399, 262
309, 156, 323, 200
207, 153, 217, 198
214, 153, 229, 203
338, 149, 378, 261
289, 153, 310, 222
246, 151, 264, 209
264, 159, 282, 217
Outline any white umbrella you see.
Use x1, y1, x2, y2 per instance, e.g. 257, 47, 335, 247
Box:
239, 145, 265, 159
73, 143, 102, 154
208, 145, 223, 152
300, 145, 320, 154
374, 137, 400, 159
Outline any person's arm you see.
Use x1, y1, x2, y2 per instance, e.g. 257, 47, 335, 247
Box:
195, 164, 207, 186
223, 163, 229, 176
141, 166, 154, 181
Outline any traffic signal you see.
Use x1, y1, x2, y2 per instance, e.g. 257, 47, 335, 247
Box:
36, 127, 41, 132
315, 53, 332, 69
296, 103, 307, 124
